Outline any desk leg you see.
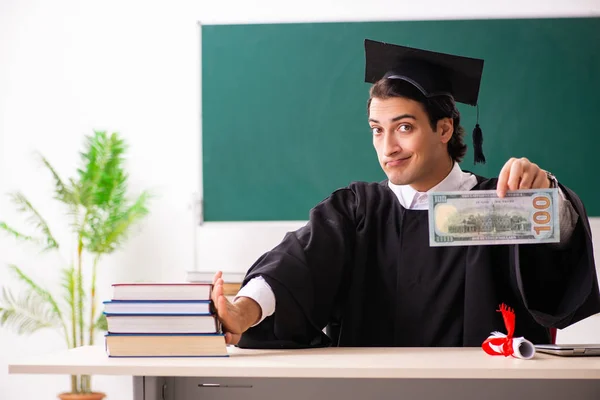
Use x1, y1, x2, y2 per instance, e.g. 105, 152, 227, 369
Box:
132, 376, 174, 400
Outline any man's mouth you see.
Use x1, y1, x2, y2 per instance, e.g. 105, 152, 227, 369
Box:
386, 156, 412, 167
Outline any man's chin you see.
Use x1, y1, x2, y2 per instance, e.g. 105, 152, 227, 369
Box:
387, 174, 411, 186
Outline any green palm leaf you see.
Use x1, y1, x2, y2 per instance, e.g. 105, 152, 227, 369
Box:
88, 191, 151, 254
8, 192, 59, 251
71, 130, 151, 254
94, 313, 107, 331
0, 221, 39, 244
61, 266, 76, 349
93, 132, 127, 207
8, 265, 68, 332
0, 287, 62, 335
37, 153, 76, 205
77, 131, 127, 208
61, 267, 76, 311
76, 134, 101, 207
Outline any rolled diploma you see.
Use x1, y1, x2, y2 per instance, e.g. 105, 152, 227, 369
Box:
511, 336, 536, 360
485, 332, 536, 359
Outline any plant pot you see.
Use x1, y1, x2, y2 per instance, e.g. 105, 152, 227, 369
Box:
58, 392, 106, 400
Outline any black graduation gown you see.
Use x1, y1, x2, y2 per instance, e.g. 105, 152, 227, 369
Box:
237, 176, 600, 349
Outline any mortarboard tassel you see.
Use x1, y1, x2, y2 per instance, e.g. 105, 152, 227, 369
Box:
472, 104, 485, 164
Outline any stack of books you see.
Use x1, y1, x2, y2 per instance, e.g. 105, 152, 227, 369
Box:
103, 283, 228, 357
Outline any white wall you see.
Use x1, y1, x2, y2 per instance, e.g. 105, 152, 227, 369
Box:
1, 1, 600, 400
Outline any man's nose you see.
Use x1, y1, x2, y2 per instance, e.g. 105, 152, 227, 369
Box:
383, 131, 400, 157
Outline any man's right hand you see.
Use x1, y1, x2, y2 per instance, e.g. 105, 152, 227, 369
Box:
211, 271, 262, 345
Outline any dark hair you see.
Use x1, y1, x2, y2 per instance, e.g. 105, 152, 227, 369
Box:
367, 78, 467, 163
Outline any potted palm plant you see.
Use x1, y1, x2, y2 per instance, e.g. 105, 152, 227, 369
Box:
0, 130, 152, 400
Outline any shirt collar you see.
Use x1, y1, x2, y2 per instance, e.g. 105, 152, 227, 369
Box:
387, 162, 471, 209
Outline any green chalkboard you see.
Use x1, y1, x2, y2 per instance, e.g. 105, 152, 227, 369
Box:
202, 18, 600, 221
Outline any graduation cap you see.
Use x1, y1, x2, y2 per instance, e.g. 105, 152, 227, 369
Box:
364, 39, 486, 164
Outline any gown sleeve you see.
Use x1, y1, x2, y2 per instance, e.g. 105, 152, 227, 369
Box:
236, 186, 360, 349
512, 183, 600, 329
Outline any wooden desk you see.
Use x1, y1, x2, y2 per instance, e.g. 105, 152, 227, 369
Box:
8, 345, 600, 400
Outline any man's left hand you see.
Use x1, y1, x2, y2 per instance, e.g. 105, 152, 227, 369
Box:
497, 157, 551, 198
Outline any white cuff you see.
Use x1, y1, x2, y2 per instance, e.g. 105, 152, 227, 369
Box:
235, 276, 276, 327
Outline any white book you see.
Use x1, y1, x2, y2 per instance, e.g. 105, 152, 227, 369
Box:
103, 300, 211, 314
105, 314, 219, 334
111, 282, 212, 301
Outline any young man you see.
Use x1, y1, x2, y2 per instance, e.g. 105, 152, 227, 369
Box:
211, 39, 600, 348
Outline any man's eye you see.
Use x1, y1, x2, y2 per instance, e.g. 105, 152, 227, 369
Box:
399, 124, 412, 132
371, 127, 382, 135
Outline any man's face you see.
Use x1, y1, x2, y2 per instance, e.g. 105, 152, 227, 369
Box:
368, 96, 452, 191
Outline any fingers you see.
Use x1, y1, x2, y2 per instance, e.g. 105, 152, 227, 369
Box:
214, 281, 234, 331
216, 278, 224, 296
213, 278, 225, 309
212, 271, 222, 285
531, 168, 550, 189
217, 289, 229, 320
507, 159, 524, 191
498, 157, 546, 196
519, 163, 544, 189
211, 276, 225, 308
518, 164, 536, 189
496, 158, 515, 198
225, 332, 241, 345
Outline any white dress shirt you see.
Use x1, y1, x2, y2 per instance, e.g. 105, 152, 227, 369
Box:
236, 163, 579, 325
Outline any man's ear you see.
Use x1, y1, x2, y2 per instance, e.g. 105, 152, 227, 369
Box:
438, 118, 454, 144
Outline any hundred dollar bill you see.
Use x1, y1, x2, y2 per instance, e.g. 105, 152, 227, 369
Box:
428, 188, 560, 246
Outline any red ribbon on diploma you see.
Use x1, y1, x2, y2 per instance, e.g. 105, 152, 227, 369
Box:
481, 303, 536, 359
